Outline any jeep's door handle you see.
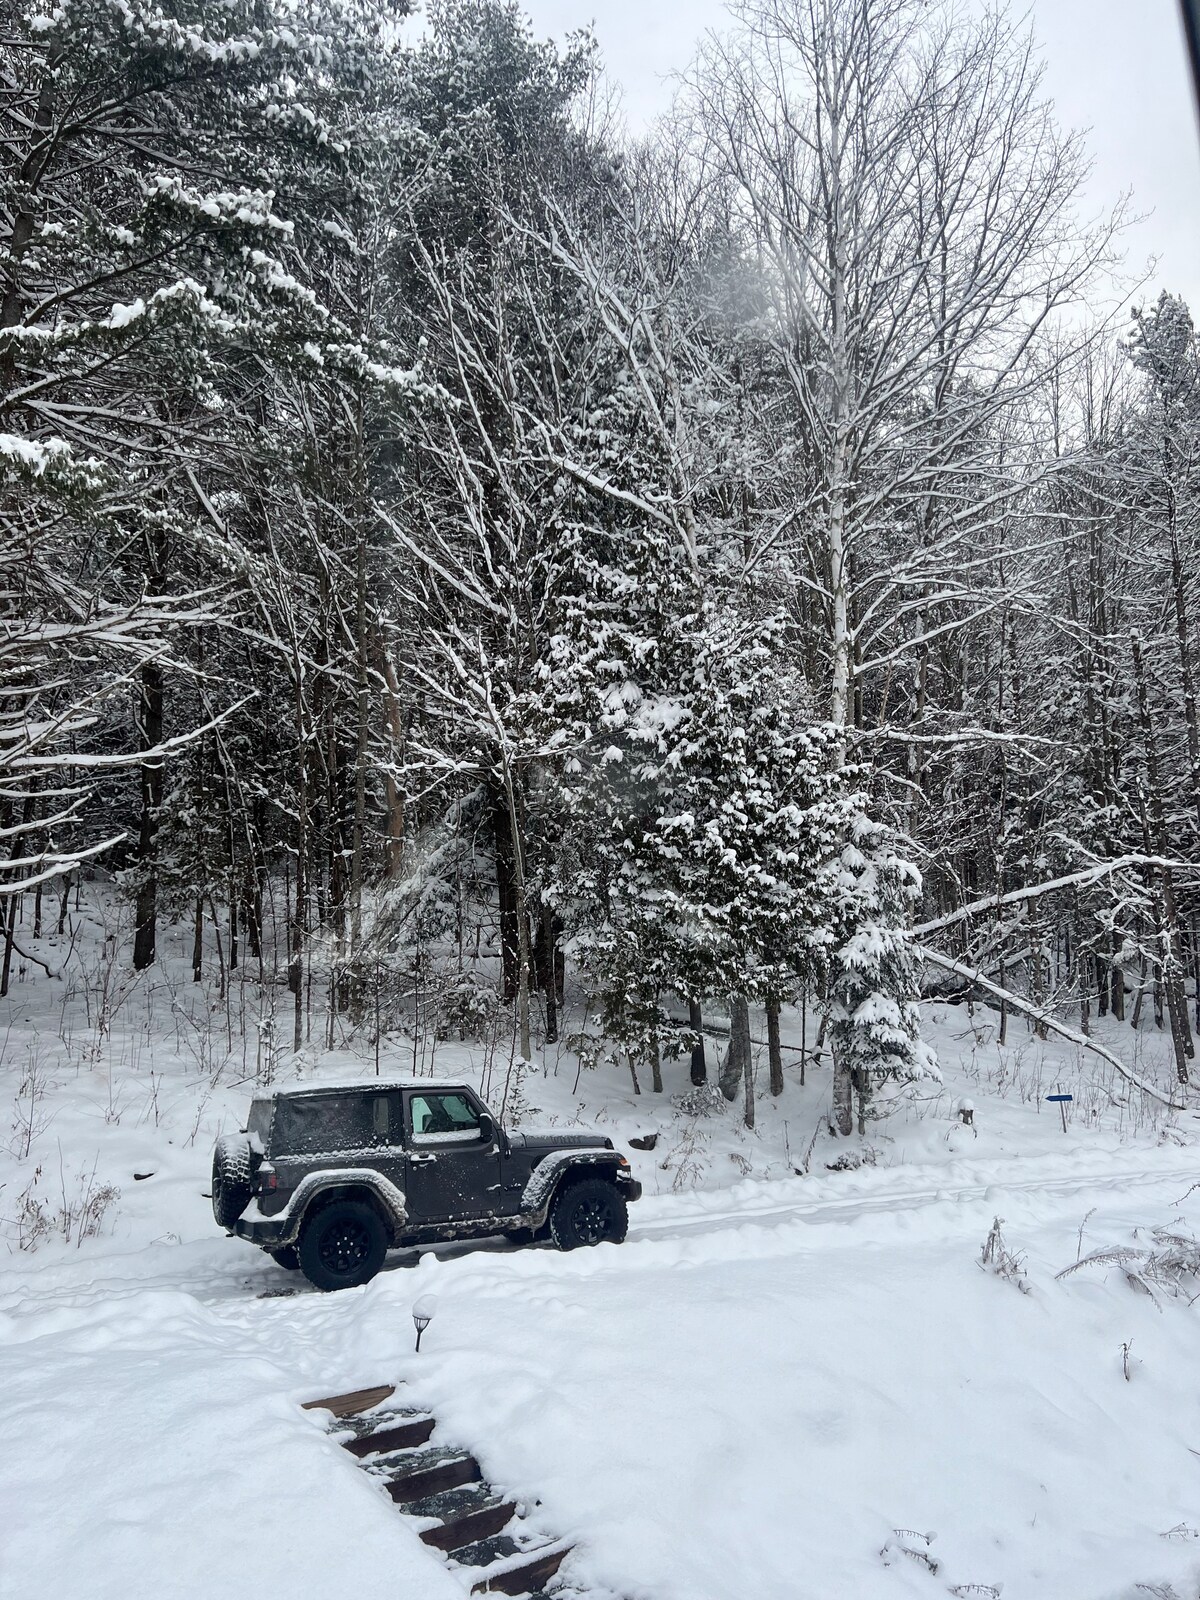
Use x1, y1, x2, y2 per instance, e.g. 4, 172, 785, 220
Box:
409, 1153, 436, 1165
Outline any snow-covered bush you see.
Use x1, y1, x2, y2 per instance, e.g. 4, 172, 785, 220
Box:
1, 1161, 120, 1251
980, 1216, 1030, 1294
1057, 1224, 1200, 1304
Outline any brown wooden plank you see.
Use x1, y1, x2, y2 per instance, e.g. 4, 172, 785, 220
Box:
420, 1499, 516, 1553
301, 1385, 396, 1418
344, 1416, 435, 1457
388, 1454, 481, 1503
472, 1545, 570, 1596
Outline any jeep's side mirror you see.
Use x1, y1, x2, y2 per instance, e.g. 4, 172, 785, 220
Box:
478, 1112, 495, 1145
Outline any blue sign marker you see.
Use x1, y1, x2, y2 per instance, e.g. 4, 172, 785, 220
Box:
1047, 1092, 1073, 1131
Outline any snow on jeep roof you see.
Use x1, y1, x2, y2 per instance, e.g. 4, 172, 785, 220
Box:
252, 1080, 474, 1101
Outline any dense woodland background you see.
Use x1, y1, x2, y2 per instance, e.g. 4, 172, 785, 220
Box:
3, 0, 1198, 1136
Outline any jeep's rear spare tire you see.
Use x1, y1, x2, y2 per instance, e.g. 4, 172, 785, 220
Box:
211, 1135, 254, 1229
548, 1175, 628, 1250
298, 1200, 388, 1291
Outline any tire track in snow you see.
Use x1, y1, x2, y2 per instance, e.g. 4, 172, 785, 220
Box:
628, 1160, 1199, 1246
3, 1156, 1196, 1320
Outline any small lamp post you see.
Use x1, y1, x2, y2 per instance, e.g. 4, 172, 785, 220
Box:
412, 1294, 437, 1353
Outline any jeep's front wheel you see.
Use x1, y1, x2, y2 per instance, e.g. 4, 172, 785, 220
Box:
548, 1176, 628, 1251
298, 1201, 388, 1291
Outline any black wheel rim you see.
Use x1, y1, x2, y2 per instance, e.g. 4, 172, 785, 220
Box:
318, 1218, 372, 1276
573, 1196, 611, 1245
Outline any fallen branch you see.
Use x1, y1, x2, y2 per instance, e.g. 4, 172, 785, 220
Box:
915, 944, 1188, 1109
914, 855, 1187, 939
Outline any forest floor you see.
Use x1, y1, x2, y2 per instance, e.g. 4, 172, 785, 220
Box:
2, 885, 1199, 1599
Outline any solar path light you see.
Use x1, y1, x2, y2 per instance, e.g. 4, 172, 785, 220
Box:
412, 1294, 437, 1353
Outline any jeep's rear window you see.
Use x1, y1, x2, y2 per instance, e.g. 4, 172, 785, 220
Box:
273, 1092, 391, 1154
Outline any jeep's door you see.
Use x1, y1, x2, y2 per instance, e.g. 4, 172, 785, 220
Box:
402, 1090, 503, 1224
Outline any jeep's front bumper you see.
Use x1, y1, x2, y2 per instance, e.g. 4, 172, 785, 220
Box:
618, 1172, 643, 1203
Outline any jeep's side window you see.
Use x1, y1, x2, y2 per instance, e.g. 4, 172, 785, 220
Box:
408, 1092, 482, 1145
275, 1092, 391, 1153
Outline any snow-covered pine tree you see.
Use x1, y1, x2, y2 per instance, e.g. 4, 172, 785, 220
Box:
552, 521, 848, 1114
829, 807, 939, 1135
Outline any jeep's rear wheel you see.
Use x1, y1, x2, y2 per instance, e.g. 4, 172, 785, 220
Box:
211, 1136, 254, 1229
548, 1176, 628, 1251
298, 1201, 387, 1291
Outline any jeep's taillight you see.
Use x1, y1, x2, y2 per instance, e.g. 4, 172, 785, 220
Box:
256, 1163, 277, 1194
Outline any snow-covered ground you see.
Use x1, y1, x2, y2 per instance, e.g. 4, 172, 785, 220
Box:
3, 888, 1199, 1599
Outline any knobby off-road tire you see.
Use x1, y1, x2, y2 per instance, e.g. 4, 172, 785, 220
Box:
548, 1176, 628, 1251
298, 1200, 388, 1291
211, 1136, 254, 1229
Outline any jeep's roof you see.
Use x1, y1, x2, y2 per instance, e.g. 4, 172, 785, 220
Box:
251, 1080, 477, 1103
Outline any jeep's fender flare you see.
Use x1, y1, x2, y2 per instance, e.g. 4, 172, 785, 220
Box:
520, 1150, 625, 1221
271, 1170, 408, 1247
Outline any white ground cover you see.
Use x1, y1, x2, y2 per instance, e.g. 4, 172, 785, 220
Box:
3, 890, 1200, 1598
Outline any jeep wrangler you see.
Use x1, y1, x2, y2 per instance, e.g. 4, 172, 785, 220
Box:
211, 1080, 642, 1291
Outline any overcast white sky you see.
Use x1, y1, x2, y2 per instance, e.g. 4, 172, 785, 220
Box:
505, 0, 1200, 315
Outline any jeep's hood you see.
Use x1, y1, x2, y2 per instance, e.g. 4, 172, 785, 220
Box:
506, 1130, 611, 1153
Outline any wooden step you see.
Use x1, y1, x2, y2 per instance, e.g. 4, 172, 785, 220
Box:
344, 1415, 435, 1457
420, 1497, 517, 1553
387, 1450, 482, 1503
302, 1385, 395, 1418
469, 1541, 572, 1595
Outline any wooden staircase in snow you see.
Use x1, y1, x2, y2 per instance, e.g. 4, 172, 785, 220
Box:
303, 1385, 579, 1598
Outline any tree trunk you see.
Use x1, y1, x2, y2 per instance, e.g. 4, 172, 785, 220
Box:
766, 994, 784, 1096
688, 996, 707, 1085
1110, 929, 1125, 1022
0, 893, 18, 999
349, 532, 369, 996
736, 996, 755, 1129
831, 1038, 854, 1136
290, 680, 308, 1054
191, 896, 203, 982
1132, 631, 1193, 1083
492, 781, 520, 1005
536, 905, 559, 1045
381, 654, 406, 878
132, 660, 164, 971
1167, 497, 1200, 836
718, 997, 746, 1102
498, 758, 532, 1062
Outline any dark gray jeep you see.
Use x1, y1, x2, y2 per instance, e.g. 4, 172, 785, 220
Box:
211, 1080, 641, 1291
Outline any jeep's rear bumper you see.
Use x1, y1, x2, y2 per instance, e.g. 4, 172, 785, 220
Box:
234, 1205, 287, 1247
